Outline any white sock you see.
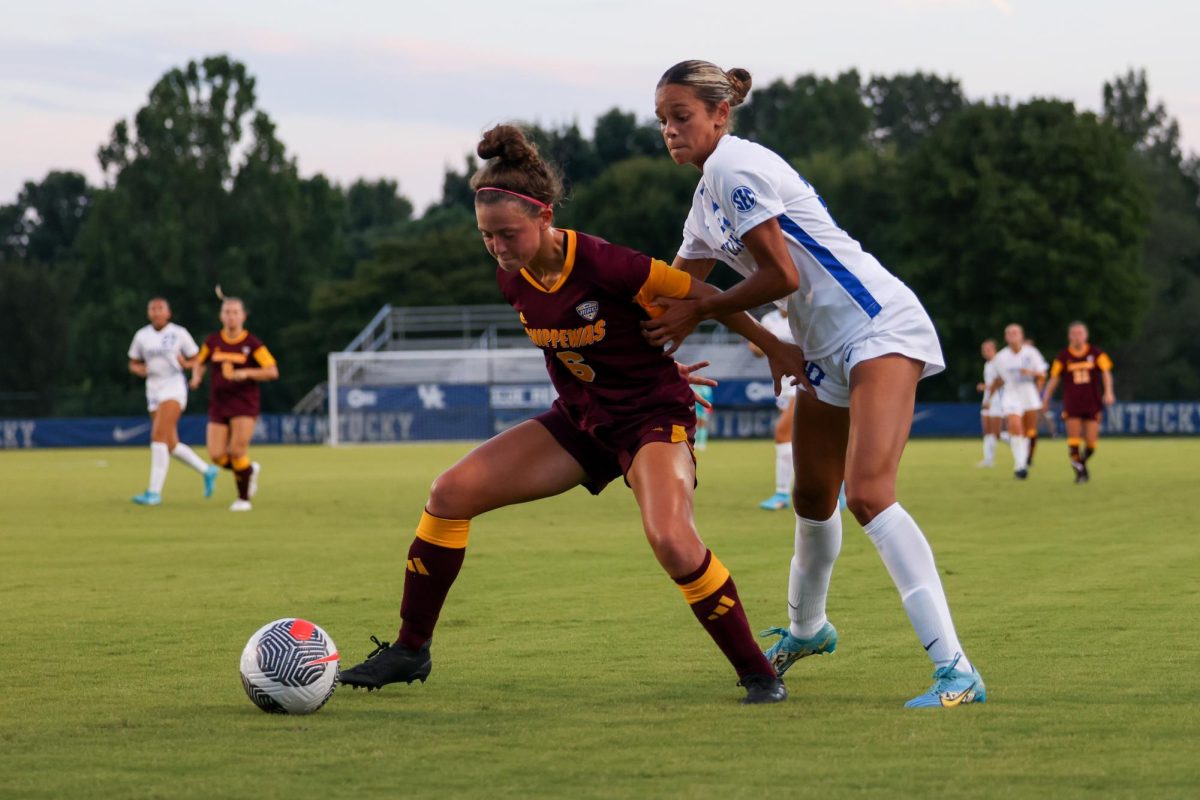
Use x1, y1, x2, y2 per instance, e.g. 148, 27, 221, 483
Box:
171, 442, 210, 474
149, 442, 169, 494
863, 503, 972, 673
982, 434, 996, 463
774, 442, 793, 495
788, 509, 842, 639
1009, 435, 1029, 470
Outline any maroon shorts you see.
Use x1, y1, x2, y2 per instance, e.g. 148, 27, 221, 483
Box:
1062, 402, 1103, 421
208, 394, 260, 425
535, 402, 696, 495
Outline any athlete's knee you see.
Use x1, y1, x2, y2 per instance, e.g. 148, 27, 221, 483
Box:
844, 483, 894, 526
227, 442, 248, 459
427, 465, 485, 519
792, 483, 837, 520
644, 523, 704, 577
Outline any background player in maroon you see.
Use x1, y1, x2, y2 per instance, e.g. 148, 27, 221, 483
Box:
190, 297, 279, 511
339, 125, 800, 704
1041, 321, 1115, 483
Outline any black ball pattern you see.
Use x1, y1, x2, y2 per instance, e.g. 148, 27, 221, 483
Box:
255, 620, 333, 688
241, 673, 287, 713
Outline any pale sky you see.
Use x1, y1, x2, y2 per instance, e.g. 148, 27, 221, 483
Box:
2, 0, 1197, 211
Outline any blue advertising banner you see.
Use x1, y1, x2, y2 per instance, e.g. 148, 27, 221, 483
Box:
2, 400, 1197, 449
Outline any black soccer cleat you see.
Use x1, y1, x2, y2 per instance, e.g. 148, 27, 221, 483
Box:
1014, 468, 1029, 480
738, 673, 788, 705
337, 636, 432, 690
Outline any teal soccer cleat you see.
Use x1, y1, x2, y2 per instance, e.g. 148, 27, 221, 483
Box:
131, 491, 161, 506
904, 654, 986, 708
759, 491, 790, 511
203, 465, 219, 498
760, 621, 837, 677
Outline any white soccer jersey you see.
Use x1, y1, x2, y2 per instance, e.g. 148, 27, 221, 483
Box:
679, 135, 903, 361
992, 344, 1047, 412
982, 359, 998, 406
759, 309, 795, 346
128, 322, 198, 397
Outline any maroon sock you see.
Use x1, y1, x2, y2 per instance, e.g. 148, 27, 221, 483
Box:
1069, 443, 1081, 464
675, 551, 774, 679
233, 466, 252, 500
398, 537, 466, 650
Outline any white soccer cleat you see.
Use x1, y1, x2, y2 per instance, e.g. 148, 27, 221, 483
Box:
248, 462, 261, 498
230, 499, 253, 512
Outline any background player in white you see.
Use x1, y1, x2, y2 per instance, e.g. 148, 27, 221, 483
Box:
976, 339, 1004, 467
645, 60, 984, 708
128, 298, 219, 505
988, 323, 1047, 480
747, 307, 796, 509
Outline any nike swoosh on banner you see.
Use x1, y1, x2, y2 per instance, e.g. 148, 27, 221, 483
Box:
303, 652, 340, 666
112, 423, 151, 442
911, 410, 934, 424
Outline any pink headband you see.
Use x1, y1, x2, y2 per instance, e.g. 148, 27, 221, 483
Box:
475, 187, 550, 209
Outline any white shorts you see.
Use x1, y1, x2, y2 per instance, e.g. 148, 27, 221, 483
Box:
147, 377, 188, 413
999, 384, 1041, 416
982, 391, 1005, 419
797, 284, 945, 409
777, 383, 797, 412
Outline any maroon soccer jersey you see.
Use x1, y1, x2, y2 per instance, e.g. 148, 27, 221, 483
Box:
497, 229, 696, 436
197, 330, 276, 421
1051, 344, 1112, 418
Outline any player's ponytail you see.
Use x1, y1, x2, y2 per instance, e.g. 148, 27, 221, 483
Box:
470, 125, 564, 212
658, 60, 754, 113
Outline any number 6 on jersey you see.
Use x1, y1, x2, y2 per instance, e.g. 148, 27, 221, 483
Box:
556, 351, 595, 382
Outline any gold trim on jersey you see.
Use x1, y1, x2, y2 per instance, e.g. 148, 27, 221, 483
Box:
220, 329, 250, 345
520, 229, 577, 294
252, 345, 277, 368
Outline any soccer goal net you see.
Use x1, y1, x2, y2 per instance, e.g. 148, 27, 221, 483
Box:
327, 349, 554, 445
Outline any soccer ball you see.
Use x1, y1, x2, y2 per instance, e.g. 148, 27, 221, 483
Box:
239, 618, 339, 714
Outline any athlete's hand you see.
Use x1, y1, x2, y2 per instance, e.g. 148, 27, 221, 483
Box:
764, 341, 814, 396
230, 370, 248, 382
1103, 391, 1116, 406
189, 375, 202, 390
641, 297, 702, 356
676, 360, 717, 411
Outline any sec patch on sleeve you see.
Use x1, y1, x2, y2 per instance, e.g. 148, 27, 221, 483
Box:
731, 185, 757, 212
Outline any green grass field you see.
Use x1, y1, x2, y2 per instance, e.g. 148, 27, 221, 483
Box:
2, 438, 1198, 799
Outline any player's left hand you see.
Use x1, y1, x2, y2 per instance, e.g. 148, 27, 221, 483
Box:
1103, 392, 1116, 406
230, 370, 248, 382
642, 297, 702, 356
764, 341, 814, 396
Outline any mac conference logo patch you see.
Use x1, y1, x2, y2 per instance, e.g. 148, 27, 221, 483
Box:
731, 185, 757, 212
576, 301, 599, 321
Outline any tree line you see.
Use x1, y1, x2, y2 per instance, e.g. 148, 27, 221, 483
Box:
2, 55, 1197, 416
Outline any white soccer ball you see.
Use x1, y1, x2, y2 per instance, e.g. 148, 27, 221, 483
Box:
239, 618, 339, 714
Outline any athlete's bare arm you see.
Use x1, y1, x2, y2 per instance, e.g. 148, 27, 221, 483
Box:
1041, 375, 1060, 410
231, 364, 279, 383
